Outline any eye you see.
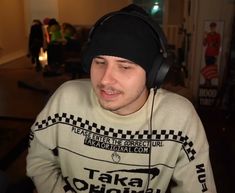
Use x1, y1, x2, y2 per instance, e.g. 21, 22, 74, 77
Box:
93, 58, 105, 65
96, 61, 105, 65
121, 66, 131, 70
119, 63, 132, 70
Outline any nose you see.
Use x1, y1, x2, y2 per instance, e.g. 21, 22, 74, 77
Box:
100, 65, 116, 85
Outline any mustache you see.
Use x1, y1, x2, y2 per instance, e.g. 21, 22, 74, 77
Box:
97, 84, 121, 93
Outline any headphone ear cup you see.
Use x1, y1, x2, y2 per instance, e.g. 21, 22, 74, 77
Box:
154, 60, 171, 89
147, 56, 171, 90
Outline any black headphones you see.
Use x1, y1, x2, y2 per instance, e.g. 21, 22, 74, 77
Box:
82, 6, 171, 90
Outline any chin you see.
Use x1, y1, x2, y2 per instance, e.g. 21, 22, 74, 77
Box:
99, 100, 120, 112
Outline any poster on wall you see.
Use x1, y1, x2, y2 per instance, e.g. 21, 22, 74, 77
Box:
198, 20, 224, 106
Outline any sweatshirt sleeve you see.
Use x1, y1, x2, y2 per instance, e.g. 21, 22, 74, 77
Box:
170, 106, 217, 193
26, 83, 75, 193
27, 130, 69, 193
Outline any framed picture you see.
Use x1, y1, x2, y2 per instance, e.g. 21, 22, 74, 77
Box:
198, 20, 224, 106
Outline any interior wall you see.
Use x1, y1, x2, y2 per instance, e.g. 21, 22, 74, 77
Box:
25, 0, 59, 32
167, 0, 184, 25
30, 0, 59, 22
0, 0, 27, 64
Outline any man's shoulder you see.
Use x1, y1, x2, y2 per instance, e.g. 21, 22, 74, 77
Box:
53, 79, 92, 98
156, 88, 194, 111
59, 79, 91, 91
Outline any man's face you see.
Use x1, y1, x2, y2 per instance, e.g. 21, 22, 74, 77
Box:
90, 55, 148, 115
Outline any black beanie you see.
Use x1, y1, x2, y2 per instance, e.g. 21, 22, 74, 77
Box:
82, 5, 161, 74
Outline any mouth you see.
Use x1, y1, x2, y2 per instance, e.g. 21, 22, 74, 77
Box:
99, 88, 121, 101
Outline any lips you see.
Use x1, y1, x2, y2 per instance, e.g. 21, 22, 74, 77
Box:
100, 88, 121, 100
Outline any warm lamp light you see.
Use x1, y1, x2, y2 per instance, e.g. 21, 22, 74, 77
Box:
39, 48, 48, 67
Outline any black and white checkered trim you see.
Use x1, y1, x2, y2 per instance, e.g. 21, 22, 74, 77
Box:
34, 113, 196, 161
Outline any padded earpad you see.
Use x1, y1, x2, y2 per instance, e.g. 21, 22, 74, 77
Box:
146, 54, 171, 90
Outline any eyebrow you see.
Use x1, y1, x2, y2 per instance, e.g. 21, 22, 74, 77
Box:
94, 56, 104, 59
95, 56, 135, 64
117, 59, 135, 64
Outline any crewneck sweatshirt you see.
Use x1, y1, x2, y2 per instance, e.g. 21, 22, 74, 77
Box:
27, 79, 217, 193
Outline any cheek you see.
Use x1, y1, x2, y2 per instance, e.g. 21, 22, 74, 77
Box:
90, 66, 98, 85
125, 72, 146, 87
90, 65, 101, 81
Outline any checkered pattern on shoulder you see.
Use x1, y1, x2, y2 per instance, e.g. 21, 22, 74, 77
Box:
183, 135, 196, 161
34, 113, 196, 161
151, 129, 196, 160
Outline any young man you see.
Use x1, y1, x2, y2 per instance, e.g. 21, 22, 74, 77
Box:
27, 4, 217, 193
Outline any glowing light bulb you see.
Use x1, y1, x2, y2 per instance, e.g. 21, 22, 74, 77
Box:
151, 2, 160, 15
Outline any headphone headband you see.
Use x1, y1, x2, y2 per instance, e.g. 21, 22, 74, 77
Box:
88, 11, 168, 59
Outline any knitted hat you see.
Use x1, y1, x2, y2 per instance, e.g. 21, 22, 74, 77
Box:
82, 5, 161, 74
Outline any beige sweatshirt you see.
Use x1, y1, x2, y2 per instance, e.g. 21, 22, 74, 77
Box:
27, 79, 217, 193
